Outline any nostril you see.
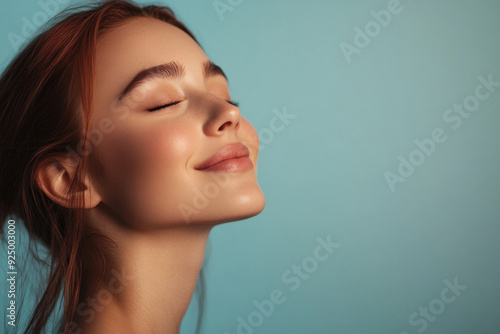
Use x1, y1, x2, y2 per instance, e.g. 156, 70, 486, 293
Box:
218, 121, 232, 132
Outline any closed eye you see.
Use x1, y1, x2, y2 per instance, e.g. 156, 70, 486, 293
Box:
147, 100, 182, 112
147, 99, 239, 112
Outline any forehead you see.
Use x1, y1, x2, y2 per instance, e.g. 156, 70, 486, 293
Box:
94, 17, 207, 98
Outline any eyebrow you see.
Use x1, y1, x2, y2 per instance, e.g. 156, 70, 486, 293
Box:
203, 61, 227, 81
117, 60, 228, 101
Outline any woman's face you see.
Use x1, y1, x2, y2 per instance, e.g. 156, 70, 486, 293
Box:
89, 17, 265, 228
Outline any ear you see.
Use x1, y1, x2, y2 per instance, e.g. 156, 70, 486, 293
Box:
36, 157, 102, 209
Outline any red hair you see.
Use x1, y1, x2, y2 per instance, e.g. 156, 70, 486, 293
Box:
0, 1, 197, 332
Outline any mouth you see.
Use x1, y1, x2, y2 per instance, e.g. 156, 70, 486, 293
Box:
195, 142, 253, 172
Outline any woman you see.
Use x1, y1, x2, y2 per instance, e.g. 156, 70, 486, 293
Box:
0, 0, 265, 333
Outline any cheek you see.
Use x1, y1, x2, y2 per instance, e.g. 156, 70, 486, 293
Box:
94, 122, 198, 224
111, 126, 188, 172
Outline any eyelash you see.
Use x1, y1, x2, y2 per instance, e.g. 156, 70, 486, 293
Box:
147, 101, 181, 112
147, 99, 239, 112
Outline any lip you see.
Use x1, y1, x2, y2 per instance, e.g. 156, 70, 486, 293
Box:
195, 142, 253, 172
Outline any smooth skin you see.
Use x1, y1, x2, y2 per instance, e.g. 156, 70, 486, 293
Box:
36, 17, 265, 333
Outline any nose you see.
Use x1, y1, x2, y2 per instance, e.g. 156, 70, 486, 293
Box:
202, 95, 240, 136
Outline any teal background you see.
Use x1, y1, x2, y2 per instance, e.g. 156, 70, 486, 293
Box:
1, 0, 500, 333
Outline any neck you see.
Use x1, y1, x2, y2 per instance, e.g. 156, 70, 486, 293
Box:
76, 209, 212, 334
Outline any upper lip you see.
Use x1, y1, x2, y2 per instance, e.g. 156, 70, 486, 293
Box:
194, 142, 250, 170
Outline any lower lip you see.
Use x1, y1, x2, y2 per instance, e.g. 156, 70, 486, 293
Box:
198, 156, 253, 172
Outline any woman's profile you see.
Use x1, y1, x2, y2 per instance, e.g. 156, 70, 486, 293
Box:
0, 1, 265, 333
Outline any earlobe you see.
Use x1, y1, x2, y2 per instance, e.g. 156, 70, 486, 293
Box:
36, 158, 102, 209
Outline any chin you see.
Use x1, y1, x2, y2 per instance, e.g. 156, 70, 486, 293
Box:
225, 194, 266, 223
188, 189, 265, 226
